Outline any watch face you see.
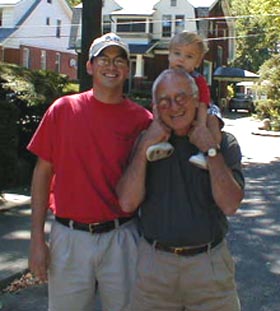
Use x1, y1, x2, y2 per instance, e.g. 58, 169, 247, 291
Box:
208, 148, 217, 157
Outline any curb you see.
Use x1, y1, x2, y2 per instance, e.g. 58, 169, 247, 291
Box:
251, 130, 280, 137
0, 269, 29, 291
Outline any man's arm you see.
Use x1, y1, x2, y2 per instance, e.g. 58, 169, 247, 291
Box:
117, 118, 170, 212
189, 125, 244, 215
116, 136, 148, 213
29, 158, 53, 281
207, 154, 244, 215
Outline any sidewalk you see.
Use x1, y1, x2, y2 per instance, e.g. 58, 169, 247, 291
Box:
0, 194, 49, 311
0, 193, 32, 287
0, 195, 104, 311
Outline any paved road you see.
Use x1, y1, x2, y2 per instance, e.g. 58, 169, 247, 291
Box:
0, 112, 279, 311
224, 112, 280, 311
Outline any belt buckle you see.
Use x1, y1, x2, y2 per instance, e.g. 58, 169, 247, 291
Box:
173, 247, 185, 255
89, 222, 99, 233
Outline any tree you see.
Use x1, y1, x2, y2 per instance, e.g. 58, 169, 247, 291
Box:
259, 54, 280, 101
67, 0, 82, 6
230, 0, 280, 72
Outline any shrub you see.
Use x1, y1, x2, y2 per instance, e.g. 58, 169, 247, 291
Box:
254, 99, 280, 120
0, 100, 19, 189
0, 62, 74, 190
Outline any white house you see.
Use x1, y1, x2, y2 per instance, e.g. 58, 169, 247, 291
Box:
70, 0, 234, 99
0, 0, 77, 79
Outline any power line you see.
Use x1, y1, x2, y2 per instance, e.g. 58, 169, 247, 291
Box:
2, 12, 280, 30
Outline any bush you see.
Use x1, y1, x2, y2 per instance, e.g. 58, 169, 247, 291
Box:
0, 62, 75, 190
0, 100, 19, 189
254, 99, 280, 120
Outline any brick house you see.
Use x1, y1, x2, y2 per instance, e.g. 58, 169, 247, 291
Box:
0, 0, 77, 80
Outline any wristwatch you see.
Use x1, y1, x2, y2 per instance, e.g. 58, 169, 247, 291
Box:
204, 145, 220, 158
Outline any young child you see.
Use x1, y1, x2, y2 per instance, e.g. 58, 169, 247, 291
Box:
146, 31, 223, 169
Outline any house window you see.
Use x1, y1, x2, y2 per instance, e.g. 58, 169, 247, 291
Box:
171, 0, 177, 6
175, 15, 184, 33
203, 60, 212, 85
217, 46, 223, 67
23, 48, 30, 68
209, 21, 214, 34
162, 15, 172, 37
0, 9, 3, 26
117, 19, 146, 33
41, 50, 46, 70
149, 20, 153, 34
102, 15, 111, 34
55, 53, 61, 73
56, 20, 61, 38
46, 17, 50, 25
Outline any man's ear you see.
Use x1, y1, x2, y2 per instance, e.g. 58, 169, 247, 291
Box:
86, 60, 93, 75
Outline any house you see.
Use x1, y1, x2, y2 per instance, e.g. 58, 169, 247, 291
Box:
70, 0, 234, 102
0, 0, 77, 80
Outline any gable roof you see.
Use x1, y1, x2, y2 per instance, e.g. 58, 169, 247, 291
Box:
0, 0, 21, 5
113, 0, 217, 10
0, 0, 41, 43
111, 0, 159, 15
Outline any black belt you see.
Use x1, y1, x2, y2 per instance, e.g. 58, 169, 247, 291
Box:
145, 236, 223, 257
55, 216, 133, 234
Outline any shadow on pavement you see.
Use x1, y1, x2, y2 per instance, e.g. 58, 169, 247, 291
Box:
228, 158, 280, 311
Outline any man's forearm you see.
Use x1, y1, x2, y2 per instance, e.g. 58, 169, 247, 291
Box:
208, 154, 244, 215
116, 138, 148, 213
30, 159, 53, 240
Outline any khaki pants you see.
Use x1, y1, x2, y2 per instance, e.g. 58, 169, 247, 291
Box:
48, 219, 139, 311
131, 237, 240, 311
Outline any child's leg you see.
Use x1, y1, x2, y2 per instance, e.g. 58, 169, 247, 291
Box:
188, 102, 208, 170
146, 105, 174, 162
207, 103, 224, 145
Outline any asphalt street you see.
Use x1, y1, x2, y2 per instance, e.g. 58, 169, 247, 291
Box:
0, 112, 279, 311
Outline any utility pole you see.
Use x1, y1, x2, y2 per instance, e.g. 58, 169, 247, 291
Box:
79, 0, 102, 91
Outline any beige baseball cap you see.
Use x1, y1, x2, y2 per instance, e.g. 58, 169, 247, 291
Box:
88, 32, 130, 60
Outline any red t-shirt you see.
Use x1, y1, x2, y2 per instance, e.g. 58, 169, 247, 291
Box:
192, 71, 211, 107
27, 90, 152, 223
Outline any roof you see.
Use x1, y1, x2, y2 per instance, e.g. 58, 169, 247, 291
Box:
129, 42, 157, 54
0, 0, 40, 43
0, 28, 16, 43
111, 0, 217, 15
0, 0, 21, 5
213, 66, 260, 82
111, 0, 159, 15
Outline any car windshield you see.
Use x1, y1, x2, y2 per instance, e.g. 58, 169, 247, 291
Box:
235, 93, 251, 99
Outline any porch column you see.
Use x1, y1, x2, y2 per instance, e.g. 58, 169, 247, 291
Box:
135, 54, 143, 77
133, 54, 144, 89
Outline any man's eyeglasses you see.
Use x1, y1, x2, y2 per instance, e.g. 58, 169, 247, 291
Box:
95, 56, 128, 68
157, 93, 194, 110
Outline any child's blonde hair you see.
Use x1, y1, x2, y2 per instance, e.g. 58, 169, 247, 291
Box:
169, 31, 209, 55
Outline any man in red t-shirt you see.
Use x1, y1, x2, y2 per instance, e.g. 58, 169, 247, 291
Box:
28, 33, 152, 311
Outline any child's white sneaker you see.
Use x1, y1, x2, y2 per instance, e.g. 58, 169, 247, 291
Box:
189, 152, 208, 170
146, 142, 174, 162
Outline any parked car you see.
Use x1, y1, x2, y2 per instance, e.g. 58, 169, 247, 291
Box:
228, 93, 255, 113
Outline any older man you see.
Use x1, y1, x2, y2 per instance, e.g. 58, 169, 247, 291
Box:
117, 68, 244, 311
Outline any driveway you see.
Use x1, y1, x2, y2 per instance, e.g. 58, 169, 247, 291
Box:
223, 112, 280, 311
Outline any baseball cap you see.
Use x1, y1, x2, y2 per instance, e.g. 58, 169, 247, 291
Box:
88, 33, 130, 61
